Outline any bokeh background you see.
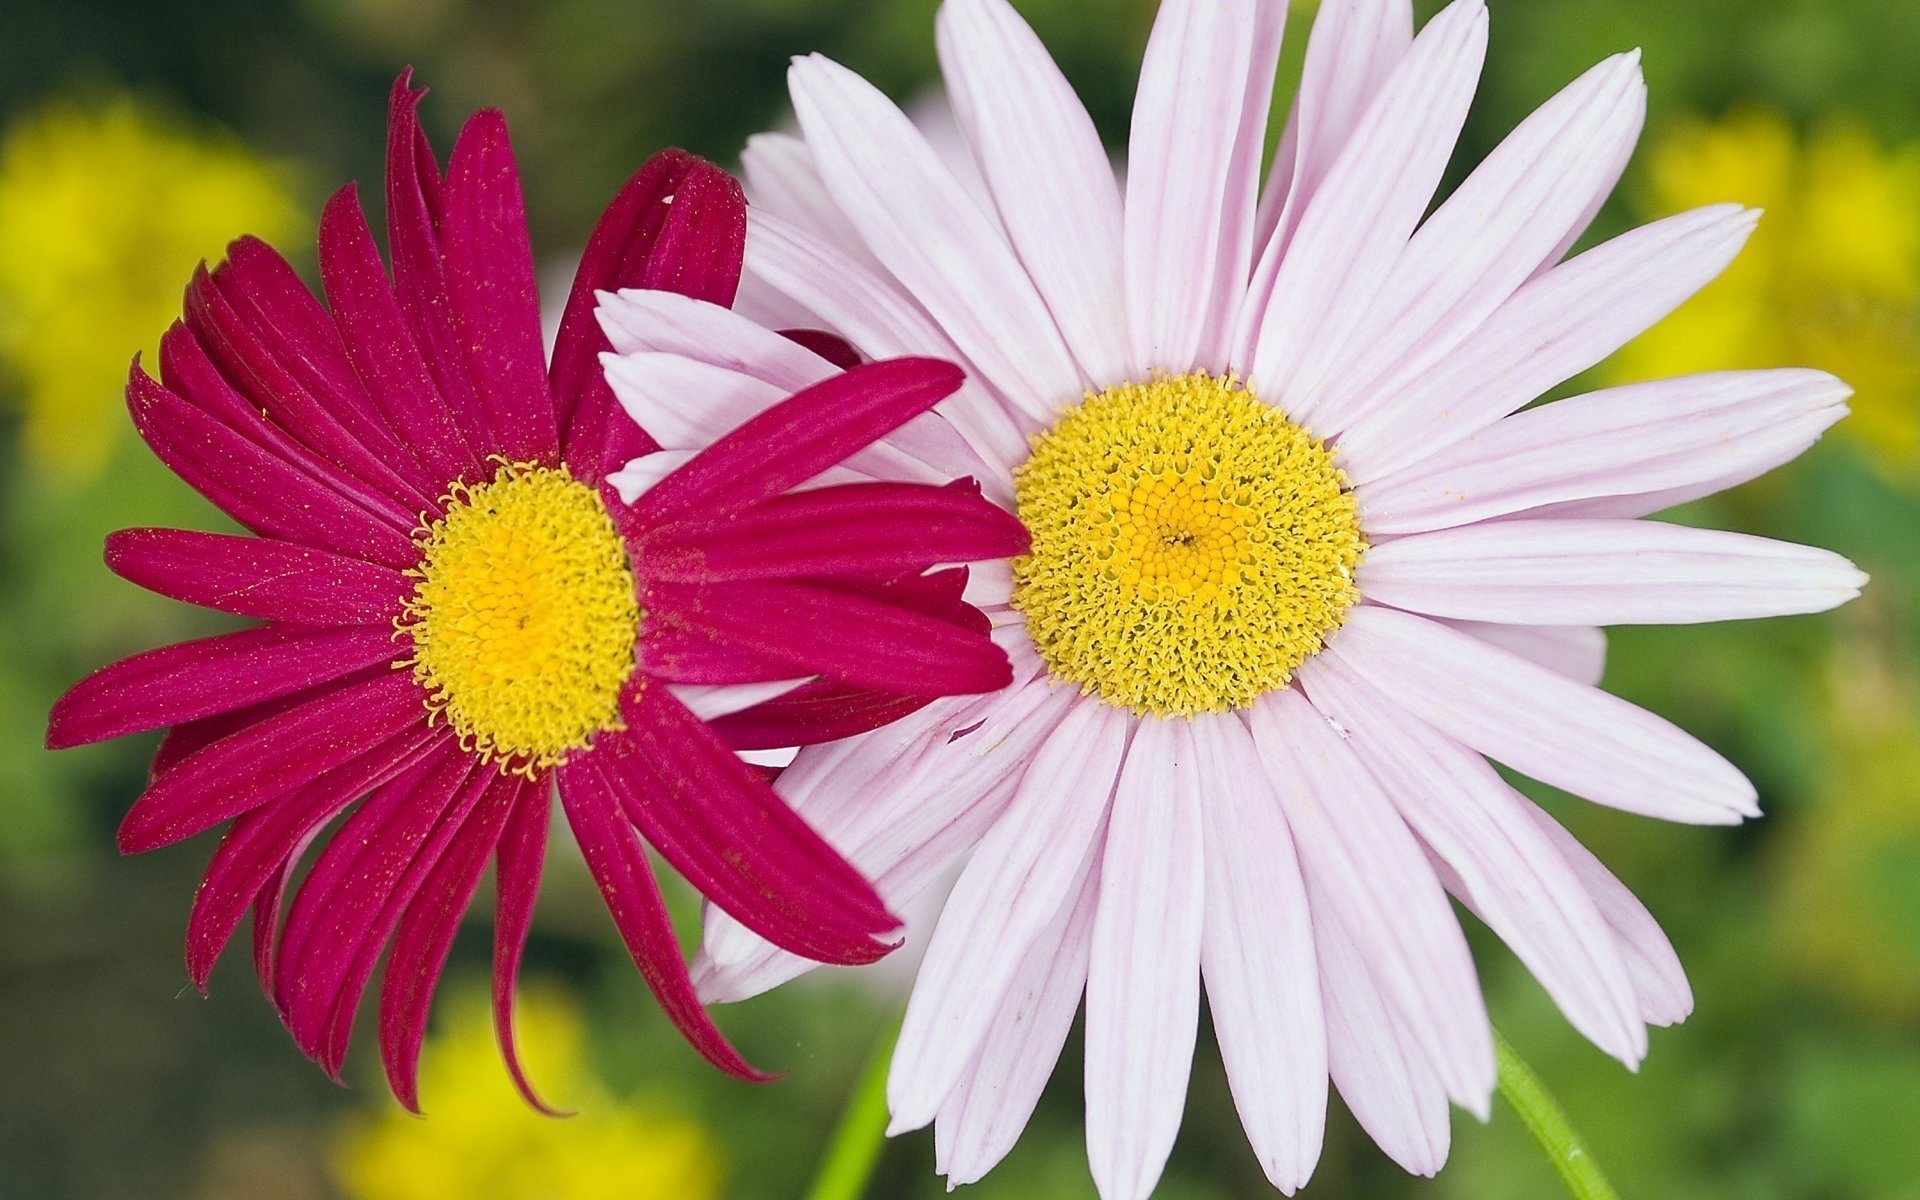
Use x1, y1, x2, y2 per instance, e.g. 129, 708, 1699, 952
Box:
2, 0, 1918, 1197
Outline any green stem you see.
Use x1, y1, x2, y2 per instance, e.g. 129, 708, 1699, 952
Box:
802, 1017, 900, 1200
1494, 1027, 1623, 1200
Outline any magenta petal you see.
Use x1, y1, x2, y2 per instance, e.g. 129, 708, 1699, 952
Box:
622, 357, 967, 529
49, 624, 399, 749
439, 109, 558, 464
318, 184, 480, 486
555, 765, 770, 1082
378, 770, 524, 1112
118, 671, 428, 853
638, 617, 818, 686
709, 682, 933, 751
104, 527, 411, 627
637, 480, 1027, 585
648, 578, 1012, 696
128, 364, 419, 570
779, 329, 863, 370
556, 151, 745, 476
598, 684, 897, 963
492, 781, 564, 1114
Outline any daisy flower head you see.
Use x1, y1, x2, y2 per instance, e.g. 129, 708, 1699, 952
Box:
601, 0, 1868, 1195
45, 72, 1027, 1109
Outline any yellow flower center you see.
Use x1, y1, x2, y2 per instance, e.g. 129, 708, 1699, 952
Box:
1011, 373, 1365, 717
400, 461, 639, 773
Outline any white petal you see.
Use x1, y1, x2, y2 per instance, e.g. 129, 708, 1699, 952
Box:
1249, 688, 1494, 1115
1314, 901, 1452, 1176
745, 208, 1032, 472
789, 54, 1082, 424
740, 131, 892, 276
667, 678, 809, 721
1526, 803, 1694, 1026
1357, 369, 1851, 533
1358, 519, 1867, 625
937, 0, 1133, 385
1299, 658, 1647, 1065
1124, 0, 1270, 373
603, 351, 783, 449
1243, 0, 1487, 413
1326, 605, 1758, 823
889, 697, 1130, 1133
1308, 51, 1647, 432
1194, 712, 1327, 1194
1085, 718, 1206, 1200
1435, 621, 1607, 687
935, 857, 1100, 1188
607, 449, 697, 505
1336, 204, 1761, 485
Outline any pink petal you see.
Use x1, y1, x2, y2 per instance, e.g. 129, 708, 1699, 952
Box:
103, 527, 411, 627
1194, 712, 1327, 1194
937, 0, 1132, 384
788, 54, 1081, 424
1359, 518, 1866, 625
491, 780, 563, 1112
1250, 687, 1494, 1115
1327, 605, 1758, 823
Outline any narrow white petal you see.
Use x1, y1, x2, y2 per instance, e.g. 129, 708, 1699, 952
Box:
740, 131, 892, 276
1195, 712, 1327, 1194
889, 697, 1130, 1133
745, 208, 1032, 472
1085, 719, 1206, 1200
1337, 205, 1761, 485
1309, 51, 1647, 432
1244, 0, 1488, 412
937, 0, 1133, 385
1326, 605, 1758, 823
1314, 901, 1452, 1176
1250, 688, 1494, 1115
1299, 658, 1647, 1065
1526, 803, 1694, 1026
1436, 620, 1607, 687
1358, 369, 1851, 534
935, 859, 1100, 1188
608, 449, 697, 505
790, 54, 1082, 424
1359, 519, 1867, 626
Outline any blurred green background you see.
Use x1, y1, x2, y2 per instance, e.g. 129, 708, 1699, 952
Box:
2, 0, 1918, 1197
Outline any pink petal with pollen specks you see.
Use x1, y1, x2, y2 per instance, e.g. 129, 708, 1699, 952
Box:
1359, 519, 1866, 626
1194, 712, 1326, 1195
743, 210, 1032, 470
1086, 719, 1206, 1200
103, 528, 412, 628
554, 765, 768, 1085
492, 781, 562, 1113
380, 770, 526, 1111
1336, 204, 1760, 484
48, 624, 399, 749
439, 109, 558, 464
318, 185, 479, 486
1307, 50, 1646, 433
935, 858, 1099, 1188
1358, 369, 1851, 534
788, 54, 1081, 424
1327, 605, 1758, 824
556, 152, 746, 479
1250, 0, 1413, 283
887, 697, 1128, 1135
1251, 688, 1494, 1117
1314, 901, 1452, 1176
117, 670, 428, 853
1244, 0, 1487, 420
937, 0, 1132, 386
1526, 803, 1693, 1026
1435, 620, 1607, 687
1300, 657, 1646, 1065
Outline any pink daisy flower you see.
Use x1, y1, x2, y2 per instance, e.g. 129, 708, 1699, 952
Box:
45, 74, 1026, 1108
601, 0, 1867, 1194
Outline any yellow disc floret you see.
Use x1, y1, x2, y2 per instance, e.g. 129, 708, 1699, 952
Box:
1011, 373, 1364, 717
400, 461, 639, 773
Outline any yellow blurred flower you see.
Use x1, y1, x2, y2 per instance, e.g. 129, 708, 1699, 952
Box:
0, 94, 301, 477
333, 985, 726, 1200
1608, 109, 1920, 480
